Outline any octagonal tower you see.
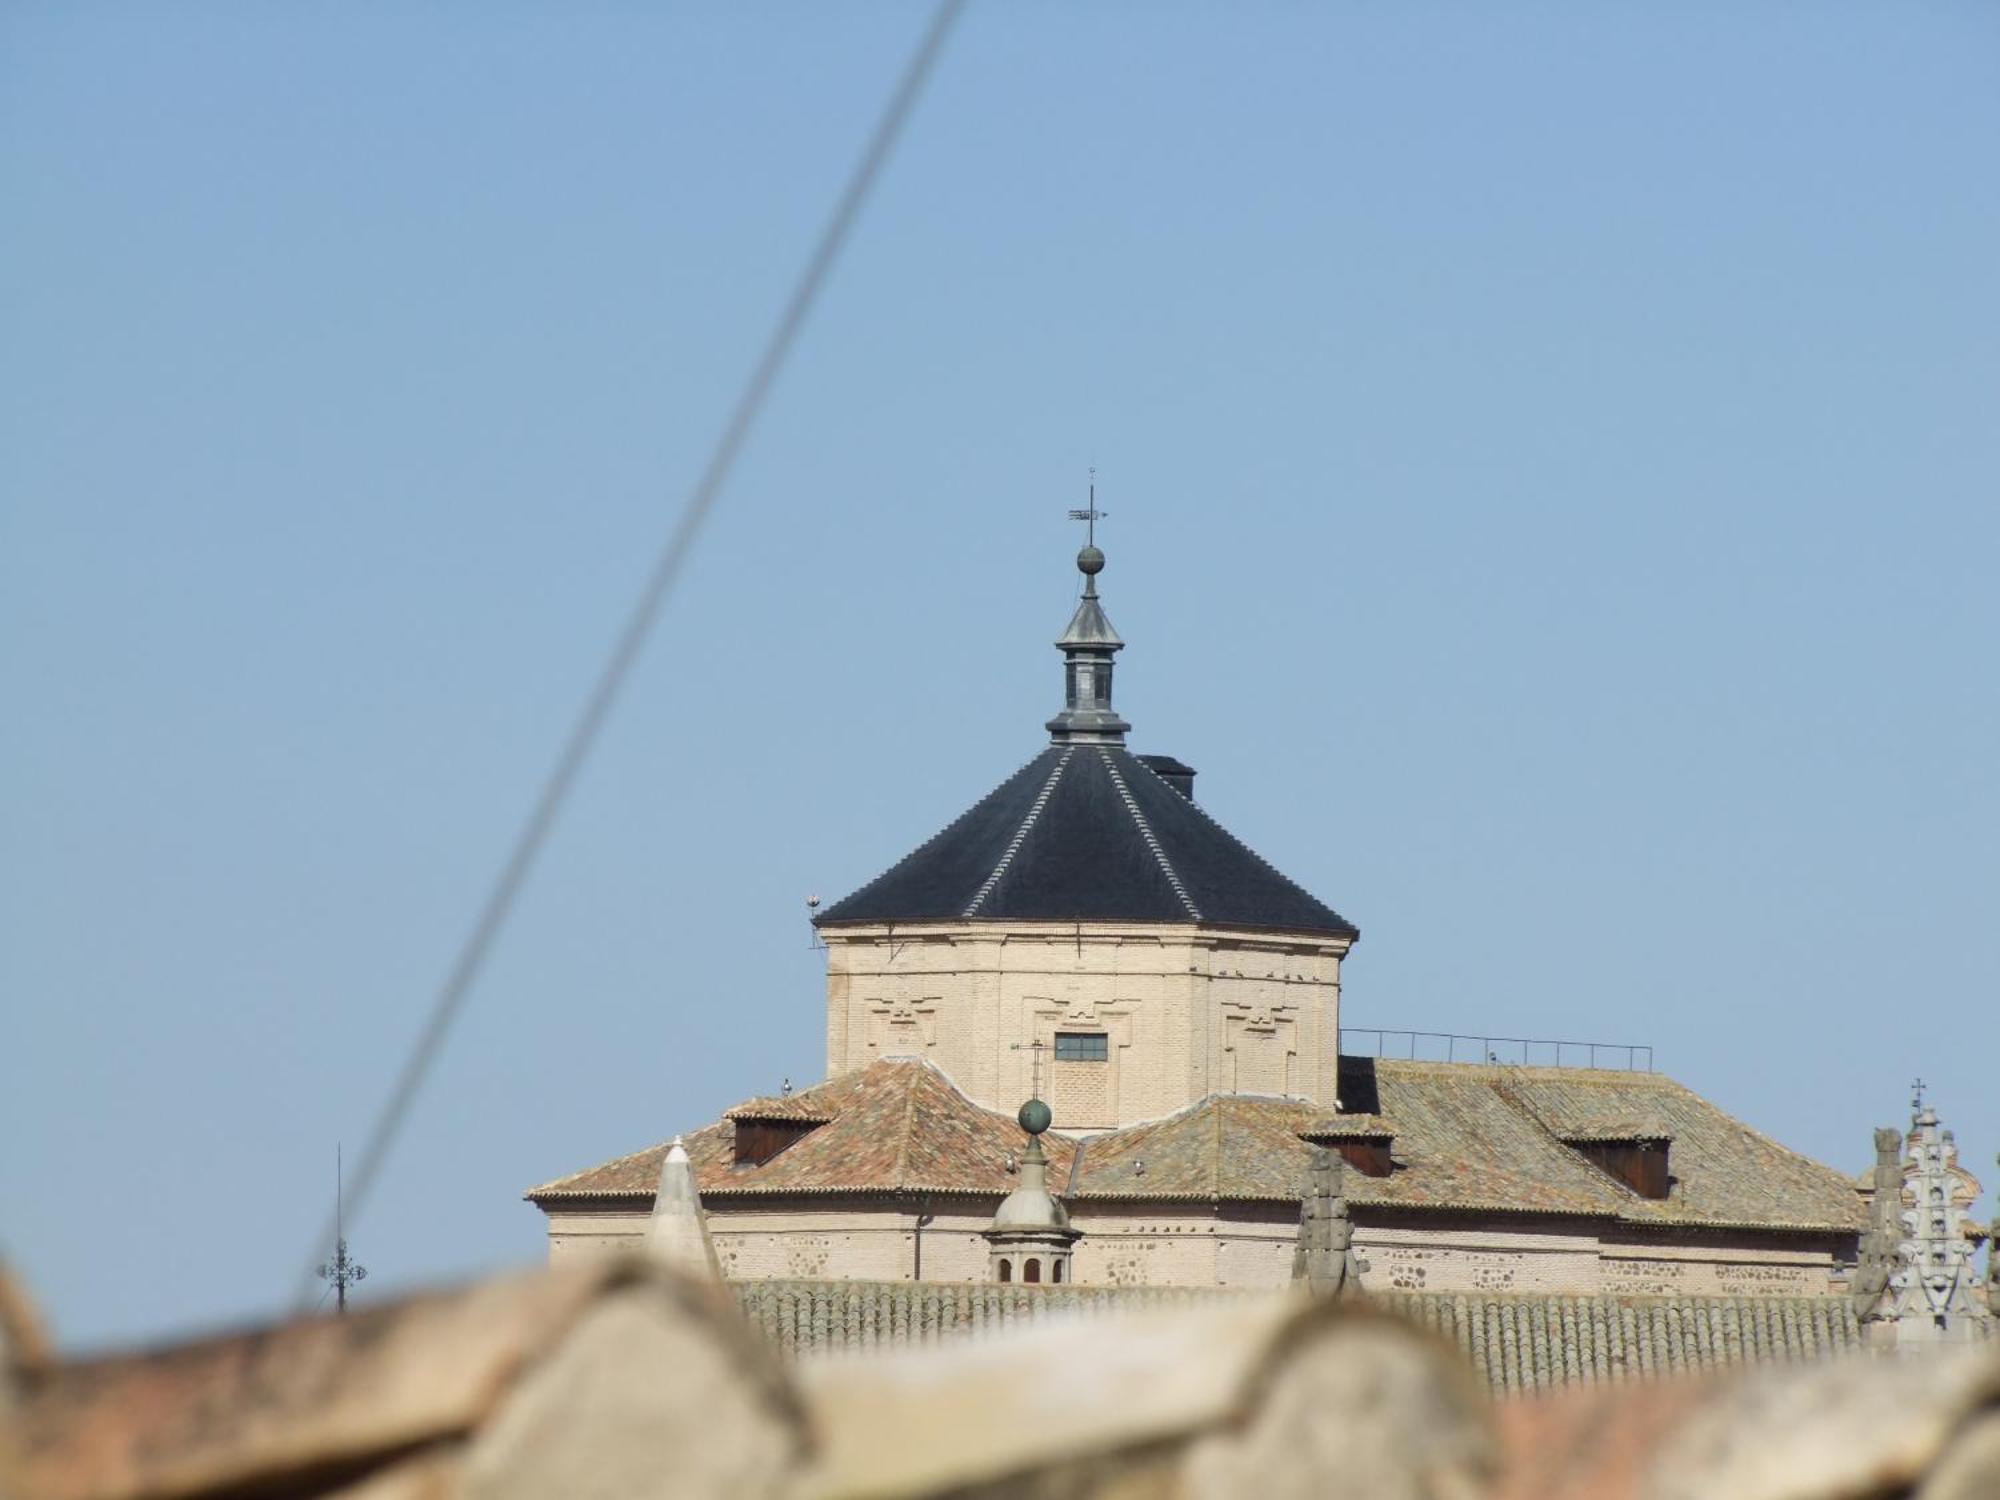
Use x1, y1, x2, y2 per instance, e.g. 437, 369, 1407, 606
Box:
813, 536, 1357, 1131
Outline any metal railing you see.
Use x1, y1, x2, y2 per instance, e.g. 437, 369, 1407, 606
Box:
1340, 1027, 1654, 1072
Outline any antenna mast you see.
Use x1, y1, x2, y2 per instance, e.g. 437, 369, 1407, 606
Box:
316, 1145, 369, 1314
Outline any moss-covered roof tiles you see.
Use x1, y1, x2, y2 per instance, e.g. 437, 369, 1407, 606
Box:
528, 1056, 1864, 1233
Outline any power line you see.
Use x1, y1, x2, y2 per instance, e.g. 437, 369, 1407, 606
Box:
295, 0, 967, 1308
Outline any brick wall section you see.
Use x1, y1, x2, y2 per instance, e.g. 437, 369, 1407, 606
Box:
822, 922, 1348, 1128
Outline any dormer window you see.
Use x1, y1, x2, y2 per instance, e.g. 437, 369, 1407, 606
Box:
1561, 1130, 1672, 1199
1299, 1118, 1396, 1178
725, 1104, 833, 1166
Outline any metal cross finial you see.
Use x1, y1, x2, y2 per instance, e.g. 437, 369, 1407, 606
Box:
1011, 1038, 1048, 1099
317, 1238, 367, 1313
1067, 470, 1107, 548
1911, 1077, 1927, 1112
315, 1145, 368, 1314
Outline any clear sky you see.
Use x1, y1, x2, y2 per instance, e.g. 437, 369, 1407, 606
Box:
4, 3, 1996, 1352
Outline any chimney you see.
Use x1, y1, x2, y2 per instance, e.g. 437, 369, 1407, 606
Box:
1137, 755, 1197, 801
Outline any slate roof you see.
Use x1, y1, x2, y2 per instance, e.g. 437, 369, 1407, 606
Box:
810, 745, 1357, 939
731, 1280, 1878, 1393
527, 1057, 1866, 1234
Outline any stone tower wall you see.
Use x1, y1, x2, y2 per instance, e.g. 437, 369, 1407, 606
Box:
820, 921, 1349, 1128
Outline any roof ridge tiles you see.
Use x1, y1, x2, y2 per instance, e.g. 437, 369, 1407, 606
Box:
1368, 1060, 1675, 1083
1119, 750, 1353, 935
1212, 1090, 1224, 1198
1063, 1135, 1088, 1196
1644, 1070, 1867, 1187
523, 1137, 682, 1199
722, 1098, 838, 1123
815, 750, 1054, 927
962, 746, 1075, 917
815, 746, 1355, 937
1098, 747, 1202, 920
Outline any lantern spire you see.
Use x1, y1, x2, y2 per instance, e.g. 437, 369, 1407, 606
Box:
1048, 476, 1130, 744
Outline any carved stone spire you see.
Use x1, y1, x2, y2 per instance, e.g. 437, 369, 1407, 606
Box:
1292, 1147, 1365, 1297
1872, 1094, 1990, 1347
1990, 1151, 2000, 1313
646, 1136, 721, 1281
1047, 512, 1130, 745
1851, 1126, 1901, 1321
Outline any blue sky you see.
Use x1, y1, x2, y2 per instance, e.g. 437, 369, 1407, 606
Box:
4, 3, 1995, 1351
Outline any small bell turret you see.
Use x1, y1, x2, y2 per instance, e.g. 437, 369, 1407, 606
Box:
984, 1098, 1080, 1285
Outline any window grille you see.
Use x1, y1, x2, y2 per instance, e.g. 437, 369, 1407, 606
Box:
1054, 1032, 1109, 1062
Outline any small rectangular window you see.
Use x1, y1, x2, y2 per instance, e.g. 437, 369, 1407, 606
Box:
1054, 1032, 1109, 1062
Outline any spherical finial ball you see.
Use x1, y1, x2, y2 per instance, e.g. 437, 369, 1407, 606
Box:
1018, 1098, 1053, 1136
1076, 544, 1105, 576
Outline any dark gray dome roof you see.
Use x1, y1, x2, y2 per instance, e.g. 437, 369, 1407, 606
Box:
814, 745, 1357, 938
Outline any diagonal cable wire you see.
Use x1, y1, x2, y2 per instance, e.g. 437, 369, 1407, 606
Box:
296, 0, 967, 1308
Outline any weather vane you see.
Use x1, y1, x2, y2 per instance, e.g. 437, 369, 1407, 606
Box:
316, 1144, 368, 1314
1067, 468, 1107, 548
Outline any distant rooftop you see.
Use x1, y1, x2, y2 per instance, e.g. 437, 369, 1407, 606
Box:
529, 1054, 1863, 1233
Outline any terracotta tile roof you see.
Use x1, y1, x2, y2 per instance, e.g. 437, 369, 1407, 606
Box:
731, 1281, 1882, 1393
1552, 1123, 1674, 1143
1066, 1084, 1620, 1215
1298, 1115, 1395, 1139
1471, 1064, 1862, 1230
723, 1096, 837, 1124
10, 1263, 794, 1500
1394, 1290, 1868, 1393
529, 1057, 1865, 1233
528, 1059, 1076, 1200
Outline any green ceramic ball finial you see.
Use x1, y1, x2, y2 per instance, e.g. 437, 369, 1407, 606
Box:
1018, 1098, 1052, 1136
